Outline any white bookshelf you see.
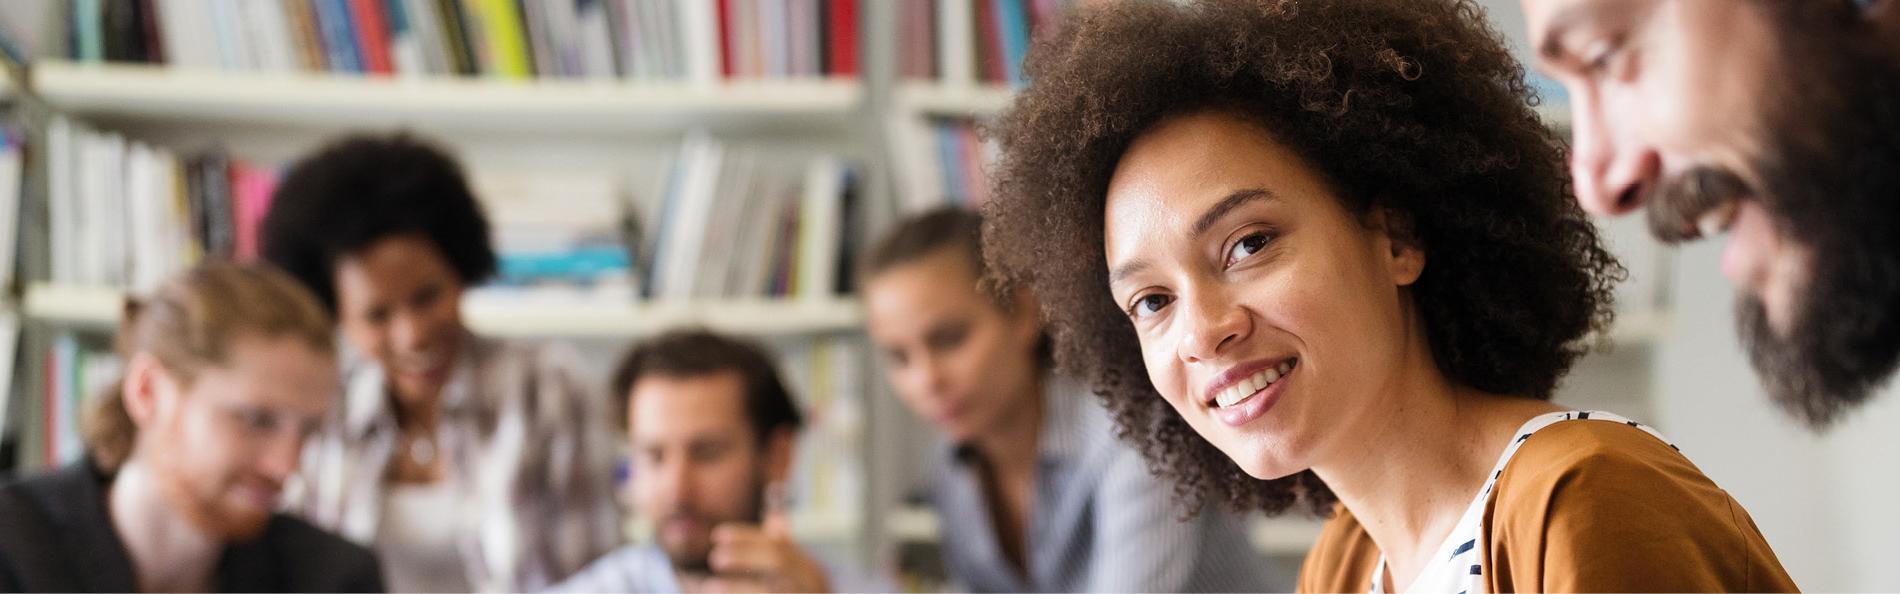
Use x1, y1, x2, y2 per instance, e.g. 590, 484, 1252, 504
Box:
23, 283, 864, 338
893, 80, 1574, 129
28, 62, 863, 134
894, 82, 1014, 118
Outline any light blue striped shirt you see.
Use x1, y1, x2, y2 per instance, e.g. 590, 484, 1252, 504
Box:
932, 376, 1277, 592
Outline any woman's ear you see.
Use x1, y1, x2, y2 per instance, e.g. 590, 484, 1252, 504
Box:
1372, 208, 1426, 287
120, 351, 170, 429
1009, 285, 1045, 343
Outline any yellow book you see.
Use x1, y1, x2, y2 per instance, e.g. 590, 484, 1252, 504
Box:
475, 0, 531, 79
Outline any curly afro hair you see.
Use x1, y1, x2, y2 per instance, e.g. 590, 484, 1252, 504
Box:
982, 0, 1622, 516
260, 132, 497, 313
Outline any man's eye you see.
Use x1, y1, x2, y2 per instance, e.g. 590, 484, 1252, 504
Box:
1128, 294, 1174, 319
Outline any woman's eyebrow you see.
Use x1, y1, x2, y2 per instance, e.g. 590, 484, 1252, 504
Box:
1191, 188, 1277, 237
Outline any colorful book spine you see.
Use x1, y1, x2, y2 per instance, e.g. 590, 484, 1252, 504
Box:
349, 0, 396, 74
472, 0, 531, 78
825, 0, 856, 77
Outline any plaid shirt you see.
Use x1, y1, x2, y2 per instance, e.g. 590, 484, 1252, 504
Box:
286, 332, 620, 593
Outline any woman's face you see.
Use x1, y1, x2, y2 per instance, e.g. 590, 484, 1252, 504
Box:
1102, 111, 1426, 480
136, 335, 337, 539
333, 233, 468, 404
864, 248, 1045, 444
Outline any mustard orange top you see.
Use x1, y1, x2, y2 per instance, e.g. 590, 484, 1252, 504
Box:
1298, 419, 1798, 592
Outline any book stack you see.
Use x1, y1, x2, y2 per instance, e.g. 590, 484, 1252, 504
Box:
645, 132, 858, 302
473, 169, 637, 295
896, 0, 1070, 87
46, 116, 276, 296
61, 0, 859, 83
775, 336, 866, 538
34, 333, 122, 468
887, 116, 995, 214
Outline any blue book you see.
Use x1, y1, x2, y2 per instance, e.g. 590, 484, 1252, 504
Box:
937, 120, 966, 205
73, 0, 104, 62
385, 0, 412, 35
997, 0, 1030, 86
314, 0, 363, 73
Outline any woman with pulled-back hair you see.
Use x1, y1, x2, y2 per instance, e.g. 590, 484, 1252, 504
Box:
0, 262, 383, 592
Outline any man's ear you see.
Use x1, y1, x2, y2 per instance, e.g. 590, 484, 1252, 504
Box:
121, 351, 175, 429
1371, 207, 1425, 287
763, 427, 797, 484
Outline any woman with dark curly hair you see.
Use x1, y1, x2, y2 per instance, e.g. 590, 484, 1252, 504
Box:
259, 133, 618, 593
860, 207, 1274, 592
981, 0, 1796, 591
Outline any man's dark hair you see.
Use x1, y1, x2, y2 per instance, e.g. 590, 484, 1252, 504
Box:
982, 0, 1622, 516
260, 132, 497, 313
611, 330, 805, 441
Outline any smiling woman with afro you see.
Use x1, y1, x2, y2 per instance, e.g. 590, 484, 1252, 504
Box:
977, 0, 1797, 590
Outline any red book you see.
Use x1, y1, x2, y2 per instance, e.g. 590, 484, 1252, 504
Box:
717, 0, 735, 78
974, 0, 1005, 83
825, 0, 857, 77
348, 0, 394, 74
957, 124, 988, 207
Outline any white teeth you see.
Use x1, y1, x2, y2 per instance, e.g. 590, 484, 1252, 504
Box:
1697, 200, 1739, 238
1214, 365, 1297, 409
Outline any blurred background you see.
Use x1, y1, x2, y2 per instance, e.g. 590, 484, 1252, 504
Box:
0, 0, 1891, 591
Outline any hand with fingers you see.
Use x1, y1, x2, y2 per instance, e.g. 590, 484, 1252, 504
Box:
700, 483, 832, 593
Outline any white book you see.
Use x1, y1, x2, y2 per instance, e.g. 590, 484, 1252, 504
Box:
520, 0, 560, 77
650, 0, 682, 79
126, 143, 166, 294
0, 312, 18, 449
99, 133, 128, 287
47, 117, 74, 285
696, 149, 757, 298
796, 157, 843, 301
675, 0, 720, 86
75, 130, 106, 286
761, 0, 786, 79
207, 0, 250, 71
884, 112, 947, 213
656, 134, 724, 300
578, 0, 618, 79
937, 0, 975, 86
388, 0, 428, 78
238, 0, 296, 72
607, 0, 642, 78
548, 0, 586, 77
405, 0, 452, 75
0, 141, 22, 294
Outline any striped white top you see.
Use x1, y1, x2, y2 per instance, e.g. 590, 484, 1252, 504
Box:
1369, 410, 1677, 594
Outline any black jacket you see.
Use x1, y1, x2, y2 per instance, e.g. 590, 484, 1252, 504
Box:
0, 460, 385, 593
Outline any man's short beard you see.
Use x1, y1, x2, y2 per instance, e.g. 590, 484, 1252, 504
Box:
660, 468, 766, 574
1723, 0, 1900, 429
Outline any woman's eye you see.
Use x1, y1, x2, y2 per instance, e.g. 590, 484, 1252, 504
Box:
1129, 294, 1174, 319
1226, 232, 1273, 267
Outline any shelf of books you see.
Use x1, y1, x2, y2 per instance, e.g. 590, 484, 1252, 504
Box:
32, 62, 863, 133
23, 283, 864, 338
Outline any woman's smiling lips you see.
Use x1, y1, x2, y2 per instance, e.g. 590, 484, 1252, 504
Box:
1201, 357, 1297, 427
